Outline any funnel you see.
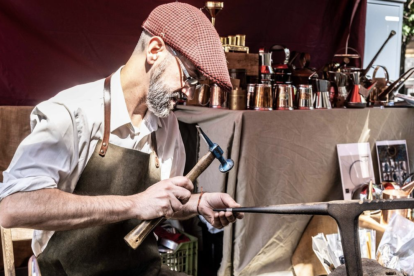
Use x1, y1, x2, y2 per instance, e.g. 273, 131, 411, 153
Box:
204, 1, 223, 26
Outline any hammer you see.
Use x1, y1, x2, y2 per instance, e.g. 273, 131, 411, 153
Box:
124, 126, 234, 249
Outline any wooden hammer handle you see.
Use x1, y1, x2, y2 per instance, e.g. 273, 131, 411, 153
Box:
124, 152, 215, 249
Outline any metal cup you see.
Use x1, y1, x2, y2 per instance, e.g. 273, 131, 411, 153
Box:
274, 84, 295, 110
210, 83, 227, 108
254, 84, 273, 111
381, 190, 410, 224
246, 84, 256, 110
298, 84, 314, 110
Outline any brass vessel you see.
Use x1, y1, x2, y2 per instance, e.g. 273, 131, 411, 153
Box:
204, 1, 223, 27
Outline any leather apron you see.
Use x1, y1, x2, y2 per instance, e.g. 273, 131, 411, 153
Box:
38, 76, 163, 276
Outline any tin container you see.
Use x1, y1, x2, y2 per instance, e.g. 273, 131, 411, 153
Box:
254, 84, 272, 111
246, 84, 256, 110
229, 88, 247, 110
210, 83, 227, 108
274, 84, 295, 110
298, 84, 314, 110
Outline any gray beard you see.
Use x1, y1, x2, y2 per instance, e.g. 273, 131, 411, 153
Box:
147, 58, 175, 118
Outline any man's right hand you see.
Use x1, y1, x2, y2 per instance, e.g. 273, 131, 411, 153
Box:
133, 176, 193, 220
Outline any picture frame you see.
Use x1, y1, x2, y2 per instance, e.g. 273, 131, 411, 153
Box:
376, 140, 409, 185
337, 143, 376, 200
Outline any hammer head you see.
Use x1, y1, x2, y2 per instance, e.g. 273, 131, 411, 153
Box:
196, 126, 234, 173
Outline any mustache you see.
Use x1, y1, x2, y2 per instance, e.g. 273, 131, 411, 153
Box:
169, 91, 186, 100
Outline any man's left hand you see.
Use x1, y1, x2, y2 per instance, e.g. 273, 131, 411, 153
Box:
198, 193, 244, 229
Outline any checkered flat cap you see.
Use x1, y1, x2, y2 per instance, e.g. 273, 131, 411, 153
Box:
143, 2, 232, 91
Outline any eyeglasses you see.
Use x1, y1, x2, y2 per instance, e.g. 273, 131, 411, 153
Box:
170, 48, 198, 99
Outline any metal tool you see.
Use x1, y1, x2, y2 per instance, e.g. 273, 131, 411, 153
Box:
377, 67, 414, 101
361, 30, 396, 77
124, 126, 234, 249
197, 126, 234, 173
215, 198, 414, 276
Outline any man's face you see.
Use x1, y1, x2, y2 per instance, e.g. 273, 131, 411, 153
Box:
146, 51, 198, 118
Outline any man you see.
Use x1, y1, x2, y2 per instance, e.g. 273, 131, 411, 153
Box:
0, 3, 243, 275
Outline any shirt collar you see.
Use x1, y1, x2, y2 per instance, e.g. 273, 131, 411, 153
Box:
110, 67, 162, 133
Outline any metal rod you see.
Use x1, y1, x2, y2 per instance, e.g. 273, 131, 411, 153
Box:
214, 202, 329, 215
361, 30, 396, 76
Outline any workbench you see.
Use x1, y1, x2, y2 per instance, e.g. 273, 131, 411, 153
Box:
175, 106, 414, 276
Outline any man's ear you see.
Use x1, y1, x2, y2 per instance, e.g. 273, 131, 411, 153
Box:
146, 36, 166, 65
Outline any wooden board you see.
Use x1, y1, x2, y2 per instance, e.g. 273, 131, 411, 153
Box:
225, 52, 259, 76
0, 228, 34, 273
292, 216, 338, 276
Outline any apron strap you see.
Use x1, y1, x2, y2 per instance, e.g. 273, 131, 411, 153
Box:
151, 132, 160, 168
99, 75, 112, 157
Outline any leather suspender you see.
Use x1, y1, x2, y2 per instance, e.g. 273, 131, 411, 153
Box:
98, 74, 160, 168
99, 75, 112, 157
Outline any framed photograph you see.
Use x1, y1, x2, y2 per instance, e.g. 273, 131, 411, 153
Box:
337, 143, 376, 200
376, 140, 409, 185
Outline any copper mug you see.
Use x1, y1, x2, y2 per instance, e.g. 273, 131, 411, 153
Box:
186, 84, 210, 106
254, 84, 273, 111
381, 190, 410, 224
274, 84, 295, 110
210, 83, 227, 108
297, 84, 314, 110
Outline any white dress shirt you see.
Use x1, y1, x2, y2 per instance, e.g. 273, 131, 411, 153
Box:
0, 67, 186, 255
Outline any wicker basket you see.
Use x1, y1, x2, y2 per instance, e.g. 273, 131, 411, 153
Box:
160, 232, 198, 276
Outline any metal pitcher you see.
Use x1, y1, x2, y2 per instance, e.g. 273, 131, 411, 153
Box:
314, 79, 332, 109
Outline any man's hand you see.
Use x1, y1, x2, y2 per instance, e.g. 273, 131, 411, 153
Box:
198, 193, 244, 228
133, 176, 193, 220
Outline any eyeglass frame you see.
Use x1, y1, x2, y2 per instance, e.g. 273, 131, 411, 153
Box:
170, 48, 199, 91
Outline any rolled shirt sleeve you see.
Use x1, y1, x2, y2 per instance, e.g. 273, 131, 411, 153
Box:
0, 101, 78, 201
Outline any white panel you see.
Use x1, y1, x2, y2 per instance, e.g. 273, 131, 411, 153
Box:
364, 1, 403, 81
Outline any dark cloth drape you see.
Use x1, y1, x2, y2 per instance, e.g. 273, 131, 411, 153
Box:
0, 0, 366, 106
